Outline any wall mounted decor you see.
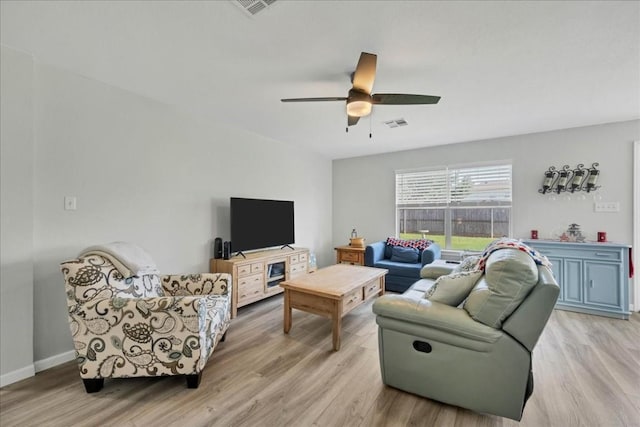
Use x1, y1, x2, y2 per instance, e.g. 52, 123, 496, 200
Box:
539, 162, 600, 195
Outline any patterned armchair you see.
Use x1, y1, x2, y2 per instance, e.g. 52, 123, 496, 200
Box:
60, 250, 231, 393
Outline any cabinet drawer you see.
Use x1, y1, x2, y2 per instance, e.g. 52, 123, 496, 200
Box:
238, 273, 264, 303
251, 262, 264, 274
525, 243, 622, 262
340, 251, 361, 263
289, 254, 299, 264
298, 252, 308, 263
363, 279, 382, 299
237, 264, 253, 277
342, 288, 363, 314
290, 262, 307, 276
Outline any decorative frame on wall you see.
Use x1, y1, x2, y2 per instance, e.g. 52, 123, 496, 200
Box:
538, 162, 600, 195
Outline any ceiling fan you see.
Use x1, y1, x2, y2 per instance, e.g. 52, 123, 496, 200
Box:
281, 52, 441, 130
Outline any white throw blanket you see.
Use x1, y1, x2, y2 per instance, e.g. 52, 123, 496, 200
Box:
79, 242, 159, 278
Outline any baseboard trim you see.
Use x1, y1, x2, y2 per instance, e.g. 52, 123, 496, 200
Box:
34, 350, 75, 373
0, 364, 35, 388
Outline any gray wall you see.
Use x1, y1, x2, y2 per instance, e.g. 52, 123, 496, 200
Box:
1, 46, 35, 384
333, 120, 639, 298
0, 45, 334, 385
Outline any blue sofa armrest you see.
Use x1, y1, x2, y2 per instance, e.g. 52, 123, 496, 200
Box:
365, 241, 386, 266
421, 243, 441, 266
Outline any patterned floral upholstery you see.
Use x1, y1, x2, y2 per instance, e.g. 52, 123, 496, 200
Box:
61, 254, 231, 392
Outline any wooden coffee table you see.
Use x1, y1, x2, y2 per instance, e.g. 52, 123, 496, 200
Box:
280, 264, 387, 351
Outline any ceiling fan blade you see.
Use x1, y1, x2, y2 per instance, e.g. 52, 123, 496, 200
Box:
347, 115, 360, 127
352, 52, 377, 94
372, 93, 441, 105
281, 97, 347, 102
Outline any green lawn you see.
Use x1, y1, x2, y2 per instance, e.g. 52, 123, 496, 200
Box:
400, 233, 494, 251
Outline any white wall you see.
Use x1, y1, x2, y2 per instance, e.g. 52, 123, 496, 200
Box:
333, 120, 639, 301
1, 46, 35, 386
0, 46, 333, 384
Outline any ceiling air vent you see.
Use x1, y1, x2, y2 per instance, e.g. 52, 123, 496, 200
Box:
233, 0, 278, 17
384, 118, 408, 128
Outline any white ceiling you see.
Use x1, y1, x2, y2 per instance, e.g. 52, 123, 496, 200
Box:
1, 1, 639, 159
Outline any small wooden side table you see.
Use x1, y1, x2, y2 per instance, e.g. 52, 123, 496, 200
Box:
334, 245, 366, 265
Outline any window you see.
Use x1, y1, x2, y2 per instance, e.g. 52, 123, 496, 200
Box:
396, 163, 512, 251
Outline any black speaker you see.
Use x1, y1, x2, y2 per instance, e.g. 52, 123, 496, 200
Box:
223, 241, 231, 260
214, 237, 223, 259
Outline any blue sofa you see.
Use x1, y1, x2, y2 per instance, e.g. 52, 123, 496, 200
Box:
365, 241, 441, 292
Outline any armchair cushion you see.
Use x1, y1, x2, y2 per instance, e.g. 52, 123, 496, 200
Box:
424, 270, 482, 306
463, 249, 538, 328
390, 246, 420, 263
64, 254, 164, 302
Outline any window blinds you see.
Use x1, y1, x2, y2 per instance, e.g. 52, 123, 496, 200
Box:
396, 164, 512, 207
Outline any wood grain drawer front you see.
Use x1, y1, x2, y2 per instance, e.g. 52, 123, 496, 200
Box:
298, 252, 308, 263
341, 251, 361, 263
237, 264, 253, 277
290, 262, 307, 276
238, 274, 264, 303
364, 279, 382, 299
290, 291, 334, 316
251, 263, 264, 274
342, 288, 363, 314
289, 254, 299, 264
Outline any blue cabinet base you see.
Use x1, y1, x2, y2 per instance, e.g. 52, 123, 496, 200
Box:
523, 240, 631, 320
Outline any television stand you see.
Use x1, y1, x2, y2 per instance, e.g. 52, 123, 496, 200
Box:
211, 247, 310, 318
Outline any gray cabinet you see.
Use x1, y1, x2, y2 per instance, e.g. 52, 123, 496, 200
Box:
523, 240, 631, 319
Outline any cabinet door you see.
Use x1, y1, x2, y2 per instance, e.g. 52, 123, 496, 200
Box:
584, 261, 622, 309
563, 259, 583, 304
546, 256, 564, 302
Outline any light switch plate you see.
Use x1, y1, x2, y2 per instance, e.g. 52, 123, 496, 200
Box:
594, 202, 619, 212
64, 196, 77, 211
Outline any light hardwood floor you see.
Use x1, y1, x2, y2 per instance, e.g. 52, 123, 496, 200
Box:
1, 295, 639, 427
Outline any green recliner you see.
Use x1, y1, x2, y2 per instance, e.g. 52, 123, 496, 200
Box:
372, 247, 560, 421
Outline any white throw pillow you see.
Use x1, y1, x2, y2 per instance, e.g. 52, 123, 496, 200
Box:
424, 270, 483, 306
453, 255, 480, 273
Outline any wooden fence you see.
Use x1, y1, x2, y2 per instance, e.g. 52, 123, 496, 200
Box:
398, 208, 510, 238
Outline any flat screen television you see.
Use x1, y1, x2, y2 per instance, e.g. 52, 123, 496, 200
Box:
230, 197, 295, 254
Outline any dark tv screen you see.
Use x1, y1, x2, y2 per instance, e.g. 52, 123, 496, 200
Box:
230, 197, 295, 253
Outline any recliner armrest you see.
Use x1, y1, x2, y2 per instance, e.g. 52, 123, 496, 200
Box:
372, 294, 501, 344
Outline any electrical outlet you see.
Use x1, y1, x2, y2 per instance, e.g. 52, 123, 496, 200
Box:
64, 196, 77, 211
594, 202, 619, 213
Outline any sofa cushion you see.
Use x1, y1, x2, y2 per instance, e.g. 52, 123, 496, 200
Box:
410, 278, 437, 293
373, 260, 421, 278
390, 246, 420, 263
463, 248, 539, 328
425, 270, 482, 306
421, 263, 456, 279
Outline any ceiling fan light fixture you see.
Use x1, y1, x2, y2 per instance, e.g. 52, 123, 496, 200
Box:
346, 100, 372, 117
347, 89, 372, 117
